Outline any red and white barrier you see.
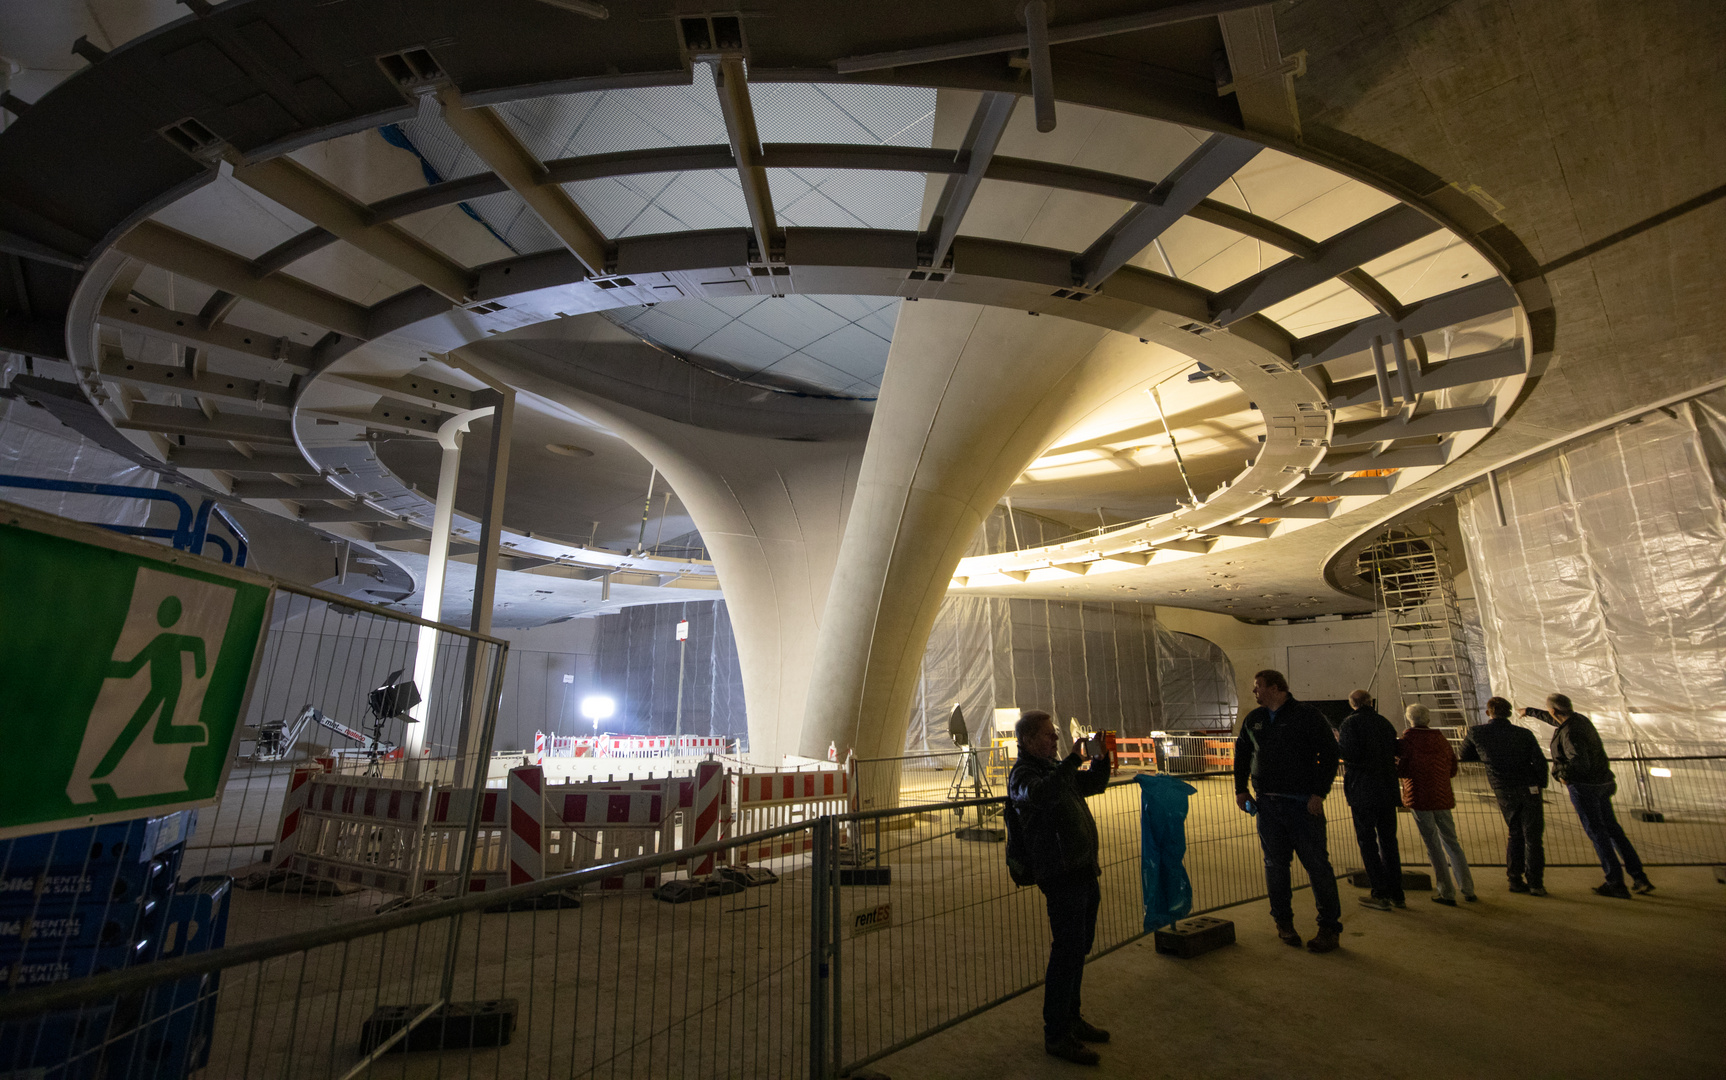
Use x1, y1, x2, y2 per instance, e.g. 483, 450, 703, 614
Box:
730, 767, 850, 862
268, 763, 325, 872
273, 773, 431, 893
508, 765, 545, 885
534, 731, 546, 766
418, 787, 509, 895
689, 760, 725, 874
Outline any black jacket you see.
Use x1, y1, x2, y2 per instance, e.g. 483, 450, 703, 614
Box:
1460, 718, 1550, 791
1008, 750, 1108, 885
1234, 696, 1340, 798
1549, 713, 1614, 786
1337, 707, 1400, 808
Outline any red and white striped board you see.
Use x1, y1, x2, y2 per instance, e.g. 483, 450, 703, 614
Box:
283, 774, 432, 893
268, 762, 326, 871
508, 765, 546, 885
419, 787, 509, 895
534, 731, 546, 766
689, 759, 725, 875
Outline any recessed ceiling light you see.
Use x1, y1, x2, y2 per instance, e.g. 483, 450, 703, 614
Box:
546, 443, 594, 458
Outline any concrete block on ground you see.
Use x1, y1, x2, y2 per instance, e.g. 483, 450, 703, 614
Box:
1154, 916, 1236, 959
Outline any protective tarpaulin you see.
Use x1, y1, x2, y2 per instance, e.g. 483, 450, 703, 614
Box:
903, 596, 1238, 753
1135, 773, 1196, 931
0, 390, 157, 526
1456, 389, 1726, 753
591, 600, 748, 741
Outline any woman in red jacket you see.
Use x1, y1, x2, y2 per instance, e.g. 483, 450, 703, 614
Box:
1398, 704, 1477, 905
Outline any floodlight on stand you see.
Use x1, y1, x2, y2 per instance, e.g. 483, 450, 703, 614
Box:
369, 669, 422, 722
947, 704, 969, 747
580, 694, 616, 732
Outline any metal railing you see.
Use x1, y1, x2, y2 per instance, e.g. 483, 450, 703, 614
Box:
1, 752, 1720, 1078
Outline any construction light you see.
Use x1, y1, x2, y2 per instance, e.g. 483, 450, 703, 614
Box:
1649, 767, 1672, 778
580, 695, 616, 730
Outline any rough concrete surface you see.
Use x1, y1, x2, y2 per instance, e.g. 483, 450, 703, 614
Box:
873, 866, 1724, 1080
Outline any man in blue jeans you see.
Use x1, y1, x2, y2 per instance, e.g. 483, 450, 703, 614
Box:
1528, 694, 1655, 899
1234, 670, 1344, 952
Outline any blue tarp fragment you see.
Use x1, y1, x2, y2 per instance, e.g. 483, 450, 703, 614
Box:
1134, 773, 1196, 931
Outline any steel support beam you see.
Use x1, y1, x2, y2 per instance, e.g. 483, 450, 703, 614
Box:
169, 447, 319, 474
1293, 279, 1518, 367
1311, 442, 1451, 475
713, 57, 778, 260
116, 403, 297, 445
833, 0, 1270, 73
1210, 204, 1443, 325
1324, 343, 1525, 409
1022, 0, 1057, 133
1074, 134, 1261, 289
113, 222, 371, 339
435, 85, 610, 276
97, 298, 317, 372
231, 156, 477, 303
298, 503, 405, 524
927, 92, 1018, 270
229, 477, 345, 500
1329, 402, 1496, 448
97, 350, 293, 412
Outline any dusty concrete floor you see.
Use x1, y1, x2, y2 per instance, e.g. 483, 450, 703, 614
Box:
871, 865, 1725, 1080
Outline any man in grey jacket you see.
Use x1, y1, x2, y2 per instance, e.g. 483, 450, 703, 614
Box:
1527, 694, 1654, 899
1008, 710, 1113, 1065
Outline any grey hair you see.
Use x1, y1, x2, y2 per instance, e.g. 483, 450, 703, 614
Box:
1405, 703, 1431, 727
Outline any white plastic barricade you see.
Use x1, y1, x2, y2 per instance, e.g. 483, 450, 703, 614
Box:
730, 768, 850, 862
419, 786, 509, 895
508, 765, 545, 885
267, 763, 326, 872
544, 778, 673, 890
274, 773, 432, 893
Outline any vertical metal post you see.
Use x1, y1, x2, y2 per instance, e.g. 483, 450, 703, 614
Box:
1369, 335, 1394, 412
1392, 330, 1418, 406
454, 387, 513, 783
809, 816, 831, 1079
829, 815, 842, 1079
1022, 0, 1057, 132
675, 639, 687, 738
441, 639, 509, 999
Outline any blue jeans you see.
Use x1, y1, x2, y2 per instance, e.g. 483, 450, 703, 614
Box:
1568, 780, 1644, 886
1256, 796, 1342, 932
1038, 873, 1100, 1043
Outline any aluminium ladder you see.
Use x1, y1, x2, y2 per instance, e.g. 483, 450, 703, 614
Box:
1359, 527, 1480, 737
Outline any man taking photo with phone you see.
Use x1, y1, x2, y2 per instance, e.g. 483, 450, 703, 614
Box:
1008, 710, 1113, 1065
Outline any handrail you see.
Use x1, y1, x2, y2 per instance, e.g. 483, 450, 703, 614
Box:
0, 816, 813, 1021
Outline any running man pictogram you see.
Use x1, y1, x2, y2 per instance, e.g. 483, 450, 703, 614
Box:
88, 596, 208, 784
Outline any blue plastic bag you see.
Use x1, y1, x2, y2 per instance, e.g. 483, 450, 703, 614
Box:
1134, 773, 1197, 931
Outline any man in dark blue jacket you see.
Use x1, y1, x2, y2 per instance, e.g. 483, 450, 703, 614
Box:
1008, 710, 1112, 1065
1339, 690, 1404, 910
1234, 670, 1343, 953
1461, 697, 1550, 895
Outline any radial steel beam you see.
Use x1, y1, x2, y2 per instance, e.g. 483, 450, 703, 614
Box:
251, 228, 338, 277
1022, 0, 1057, 133
97, 298, 317, 372
1329, 401, 1496, 448
116, 403, 297, 445
1210, 204, 1442, 325
833, 0, 1270, 73
113, 222, 371, 339
169, 447, 320, 474
229, 477, 346, 500
1074, 134, 1262, 289
231, 156, 476, 303
713, 57, 779, 260
435, 85, 610, 276
96, 350, 293, 412
927, 92, 1018, 270
1325, 344, 1524, 409
1293, 279, 1518, 367
1311, 443, 1452, 475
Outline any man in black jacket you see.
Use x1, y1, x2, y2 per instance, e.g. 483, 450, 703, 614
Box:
1234, 670, 1343, 953
1008, 710, 1112, 1066
1339, 690, 1404, 911
1461, 697, 1550, 895
1527, 694, 1654, 898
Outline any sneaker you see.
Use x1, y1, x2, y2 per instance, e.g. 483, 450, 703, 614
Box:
1593, 882, 1632, 899
1631, 877, 1656, 895
1357, 896, 1392, 911
1528, 886, 1548, 897
1464, 893, 1479, 903
1275, 920, 1303, 947
1046, 1037, 1101, 1066
1431, 895, 1457, 907
1391, 898, 1407, 909
1508, 880, 1530, 894
1306, 928, 1341, 954
1072, 1018, 1111, 1044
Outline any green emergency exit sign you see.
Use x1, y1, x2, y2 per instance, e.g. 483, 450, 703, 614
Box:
0, 515, 271, 838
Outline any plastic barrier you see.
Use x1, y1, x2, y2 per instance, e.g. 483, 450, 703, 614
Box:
507, 766, 544, 886
274, 774, 431, 894
730, 769, 849, 862
529, 733, 728, 760
267, 763, 326, 873
418, 788, 508, 895
1114, 737, 1159, 772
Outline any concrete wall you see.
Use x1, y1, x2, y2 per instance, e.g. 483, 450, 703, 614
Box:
490, 619, 600, 752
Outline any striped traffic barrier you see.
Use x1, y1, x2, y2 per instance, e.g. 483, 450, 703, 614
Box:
534, 731, 546, 766
507, 765, 545, 885
268, 762, 326, 872
688, 759, 725, 875
419, 787, 508, 895
730, 768, 849, 862
280, 774, 432, 893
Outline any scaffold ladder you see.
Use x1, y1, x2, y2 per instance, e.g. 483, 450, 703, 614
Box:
1359, 527, 1479, 734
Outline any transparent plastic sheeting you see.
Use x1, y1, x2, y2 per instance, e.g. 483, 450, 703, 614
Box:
1456, 389, 1726, 754
0, 389, 157, 526
903, 596, 1238, 754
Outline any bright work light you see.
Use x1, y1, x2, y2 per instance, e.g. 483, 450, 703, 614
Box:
580, 695, 616, 730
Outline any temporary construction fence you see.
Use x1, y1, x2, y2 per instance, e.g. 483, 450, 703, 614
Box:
0, 750, 1722, 1079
